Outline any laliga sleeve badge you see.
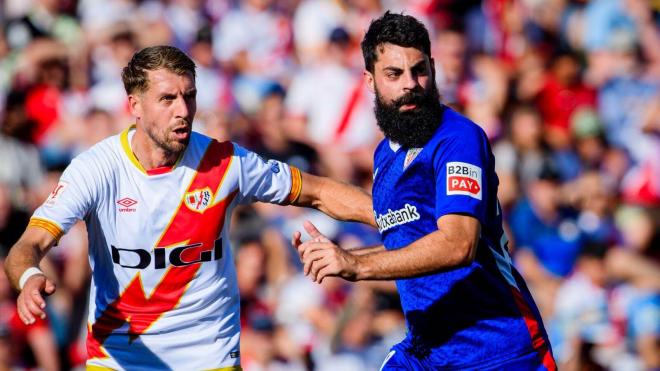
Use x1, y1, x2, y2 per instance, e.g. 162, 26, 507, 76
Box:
403, 148, 422, 170
45, 181, 68, 207
446, 162, 482, 200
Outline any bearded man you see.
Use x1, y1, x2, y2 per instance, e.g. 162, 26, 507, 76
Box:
294, 12, 557, 370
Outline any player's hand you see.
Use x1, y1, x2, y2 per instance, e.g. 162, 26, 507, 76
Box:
16, 274, 56, 325
299, 240, 360, 283
292, 220, 331, 261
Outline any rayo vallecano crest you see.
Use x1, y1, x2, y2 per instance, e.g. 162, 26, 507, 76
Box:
184, 187, 214, 213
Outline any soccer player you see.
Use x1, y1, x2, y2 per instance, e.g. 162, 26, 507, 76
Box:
4, 46, 374, 370
294, 12, 557, 370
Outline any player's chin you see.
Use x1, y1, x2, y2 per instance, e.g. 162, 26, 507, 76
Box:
167, 136, 189, 152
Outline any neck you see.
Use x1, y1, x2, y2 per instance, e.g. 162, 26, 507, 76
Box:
131, 128, 180, 170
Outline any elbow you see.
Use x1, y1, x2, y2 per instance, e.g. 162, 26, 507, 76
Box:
452, 239, 478, 267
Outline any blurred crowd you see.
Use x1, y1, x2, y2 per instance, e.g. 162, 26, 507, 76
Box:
0, 0, 658, 370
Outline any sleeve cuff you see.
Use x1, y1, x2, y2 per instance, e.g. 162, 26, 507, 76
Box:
28, 217, 64, 241
287, 166, 302, 204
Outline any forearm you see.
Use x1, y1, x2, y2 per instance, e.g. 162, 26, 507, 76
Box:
355, 231, 474, 280
296, 173, 375, 227
5, 241, 44, 290
316, 178, 374, 226
638, 17, 660, 65
5, 227, 54, 290
606, 249, 660, 290
27, 329, 60, 371
347, 245, 385, 256
638, 335, 660, 369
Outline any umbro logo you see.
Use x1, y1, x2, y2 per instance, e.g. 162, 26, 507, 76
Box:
117, 197, 137, 212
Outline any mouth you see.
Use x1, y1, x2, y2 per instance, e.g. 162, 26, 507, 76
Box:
172, 126, 191, 141
399, 103, 418, 111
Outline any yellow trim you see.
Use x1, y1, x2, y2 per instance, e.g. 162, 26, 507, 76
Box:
120, 125, 185, 175
87, 365, 241, 371
85, 365, 243, 371
120, 125, 147, 175
214, 145, 234, 203
85, 365, 114, 371
288, 166, 302, 204
86, 365, 115, 371
28, 217, 64, 241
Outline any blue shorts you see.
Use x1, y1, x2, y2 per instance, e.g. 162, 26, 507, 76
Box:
379, 342, 555, 371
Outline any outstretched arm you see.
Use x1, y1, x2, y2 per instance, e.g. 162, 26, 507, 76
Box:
4, 226, 59, 324
291, 172, 375, 227
292, 221, 386, 257
297, 214, 479, 283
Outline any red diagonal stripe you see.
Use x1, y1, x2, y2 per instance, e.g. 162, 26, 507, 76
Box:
88, 140, 235, 359
510, 287, 557, 371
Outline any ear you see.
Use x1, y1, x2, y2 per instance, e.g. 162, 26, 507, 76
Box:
363, 70, 375, 94
127, 94, 142, 120
429, 57, 436, 80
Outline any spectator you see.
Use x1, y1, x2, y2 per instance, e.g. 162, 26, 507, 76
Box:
285, 27, 378, 180
0, 257, 60, 371
0, 91, 45, 208
510, 166, 583, 317
550, 242, 615, 370
493, 104, 550, 209
213, 0, 293, 113
0, 183, 30, 256
536, 51, 597, 150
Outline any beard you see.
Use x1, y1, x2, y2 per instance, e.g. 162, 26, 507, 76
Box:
374, 82, 443, 149
146, 120, 191, 156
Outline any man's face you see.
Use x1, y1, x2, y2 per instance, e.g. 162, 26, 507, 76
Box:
366, 43, 433, 107
364, 43, 442, 148
130, 69, 197, 154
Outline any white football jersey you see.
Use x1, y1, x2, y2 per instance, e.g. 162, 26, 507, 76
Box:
30, 126, 302, 370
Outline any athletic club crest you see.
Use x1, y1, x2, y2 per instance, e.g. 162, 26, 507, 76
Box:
404, 148, 422, 170
184, 187, 214, 213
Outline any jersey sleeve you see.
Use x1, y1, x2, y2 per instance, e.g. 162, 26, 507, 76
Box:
30, 155, 98, 241
433, 123, 492, 224
233, 144, 301, 205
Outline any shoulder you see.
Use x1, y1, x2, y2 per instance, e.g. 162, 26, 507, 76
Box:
187, 131, 234, 160
57, 134, 123, 196
373, 138, 393, 163
374, 138, 389, 155
434, 107, 488, 145
70, 133, 121, 170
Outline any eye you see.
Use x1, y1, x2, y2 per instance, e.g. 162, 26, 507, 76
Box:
385, 71, 400, 79
412, 63, 429, 77
184, 91, 197, 100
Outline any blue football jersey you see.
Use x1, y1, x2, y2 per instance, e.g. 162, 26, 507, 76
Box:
372, 107, 555, 369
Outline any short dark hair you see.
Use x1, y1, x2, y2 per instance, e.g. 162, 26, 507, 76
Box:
122, 45, 196, 94
361, 11, 431, 73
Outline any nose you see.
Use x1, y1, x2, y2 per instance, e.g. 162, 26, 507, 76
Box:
401, 70, 421, 92
174, 95, 190, 120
